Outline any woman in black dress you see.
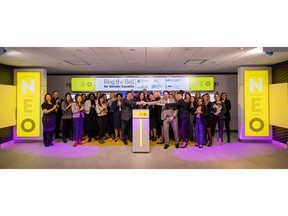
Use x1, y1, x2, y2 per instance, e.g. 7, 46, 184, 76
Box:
136, 91, 148, 109
111, 93, 123, 142
61, 92, 73, 143
41, 93, 58, 147
221, 92, 232, 142
148, 92, 158, 141
84, 93, 98, 142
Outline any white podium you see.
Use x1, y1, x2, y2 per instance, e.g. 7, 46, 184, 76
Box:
132, 109, 150, 153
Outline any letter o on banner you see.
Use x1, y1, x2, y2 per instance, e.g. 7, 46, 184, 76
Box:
249, 118, 264, 132
21, 118, 36, 133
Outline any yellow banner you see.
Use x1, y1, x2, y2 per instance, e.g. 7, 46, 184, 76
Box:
71, 78, 95, 91
189, 77, 214, 91
133, 110, 149, 118
17, 72, 41, 137
244, 70, 269, 136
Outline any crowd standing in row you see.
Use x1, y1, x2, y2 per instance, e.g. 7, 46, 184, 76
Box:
41, 89, 231, 149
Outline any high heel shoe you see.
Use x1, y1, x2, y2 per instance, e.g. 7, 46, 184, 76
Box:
180, 142, 188, 148
115, 138, 118, 142
217, 138, 222, 146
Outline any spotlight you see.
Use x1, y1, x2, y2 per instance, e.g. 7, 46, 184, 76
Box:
265, 51, 273, 56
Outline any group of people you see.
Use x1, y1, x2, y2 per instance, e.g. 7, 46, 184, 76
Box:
41, 89, 231, 149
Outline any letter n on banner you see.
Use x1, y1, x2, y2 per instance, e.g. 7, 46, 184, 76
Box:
244, 70, 269, 136
16, 72, 41, 137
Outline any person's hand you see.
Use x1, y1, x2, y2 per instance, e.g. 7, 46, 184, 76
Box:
169, 116, 174, 121
53, 105, 57, 110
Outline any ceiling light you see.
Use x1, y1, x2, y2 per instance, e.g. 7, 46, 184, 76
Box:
240, 47, 244, 50
184, 59, 207, 65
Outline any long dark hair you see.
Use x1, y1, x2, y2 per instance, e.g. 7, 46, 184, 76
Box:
220, 92, 228, 101
136, 91, 147, 102
64, 92, 72, 106
98, 94, 105, 106
74, 94, 82, 108
44, 93, 53, 104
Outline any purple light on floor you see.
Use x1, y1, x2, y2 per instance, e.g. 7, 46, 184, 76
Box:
1, 140, 100, 158
174, 141, 286, 162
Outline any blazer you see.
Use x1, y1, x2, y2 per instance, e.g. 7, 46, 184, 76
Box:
148, 98, 178, 121
111, 100, 122, 118
121, 97, 138, 121
177, 99, 190, 120
211, 101, 226, 119
223, 99, 231, 121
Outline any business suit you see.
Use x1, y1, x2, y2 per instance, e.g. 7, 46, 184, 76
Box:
121, 97, 138, 143
148, 98, 179, 145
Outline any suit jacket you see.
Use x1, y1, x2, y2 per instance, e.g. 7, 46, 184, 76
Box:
121, 97, 138, 121
148, 98, 178, 121
223, 99, 231, 121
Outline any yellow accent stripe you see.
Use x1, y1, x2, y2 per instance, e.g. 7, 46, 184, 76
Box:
140, 119, 143, 147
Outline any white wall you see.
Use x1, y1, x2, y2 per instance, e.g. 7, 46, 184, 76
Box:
48, 74, 238, 130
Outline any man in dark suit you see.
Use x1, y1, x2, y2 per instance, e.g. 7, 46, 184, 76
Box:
52, 90, 63, 139
121, 91, 146, 145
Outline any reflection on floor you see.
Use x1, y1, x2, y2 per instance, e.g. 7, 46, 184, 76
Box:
0, 133, 287, 169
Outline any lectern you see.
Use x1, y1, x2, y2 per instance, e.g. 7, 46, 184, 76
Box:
132, 109, 150, 153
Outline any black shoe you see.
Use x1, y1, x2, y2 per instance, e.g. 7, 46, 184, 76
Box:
123, 140, 128, 145
63, 139, 67, 143
175, 143, 179, 148
88, 138, 92, 142
190, 137, 194, 142
157, 140, 165, 144
180, 143, 188, 148
44, 144, 49, 147
164, 144, 169, 149
207, 141, 212, 147
49, 143, 54, 146
151, 137, 156, 141
94, 136, 99, 140
227, 139, 230, 143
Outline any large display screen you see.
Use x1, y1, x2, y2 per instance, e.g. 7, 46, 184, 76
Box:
71, 76, 214, 92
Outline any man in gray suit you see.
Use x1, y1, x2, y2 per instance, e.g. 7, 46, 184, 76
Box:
121, 91, 146, 145
148, 90, 179, 149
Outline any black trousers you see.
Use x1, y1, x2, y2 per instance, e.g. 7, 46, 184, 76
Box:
62, 118, 73, 140
180, 117, 189, 142
97, 115, 108, 139
211, 117, 224, 139
224, 119, 231, 140
43, 131, 53, 146
121, 118, 132, 141
55, 113, 62, 138
108, 112, 114, 134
